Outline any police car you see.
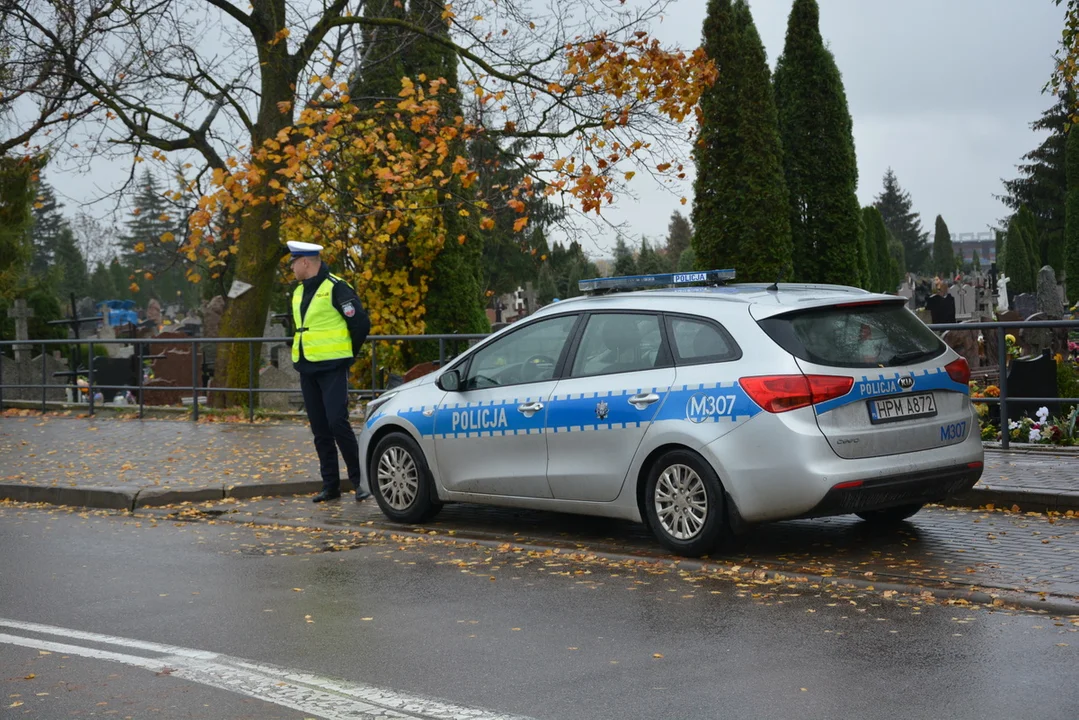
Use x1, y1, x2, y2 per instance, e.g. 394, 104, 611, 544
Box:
359, 270, 983, 557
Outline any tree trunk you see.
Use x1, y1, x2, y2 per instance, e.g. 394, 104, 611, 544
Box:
213, 0, 296, 408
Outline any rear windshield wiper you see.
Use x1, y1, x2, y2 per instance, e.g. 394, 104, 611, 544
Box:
885, 350, 930, 365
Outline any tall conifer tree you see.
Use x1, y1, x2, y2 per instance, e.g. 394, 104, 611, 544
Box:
1066, 123, 1079, 302
692, 0, 791, 281
932, 215, 955, 277
773, 0, 860, 285
874, 168, 928, 273
1002, 96, 1070, 274
1004, 215, 1034, 295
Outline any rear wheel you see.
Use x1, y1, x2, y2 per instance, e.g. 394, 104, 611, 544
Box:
369, 432, 442, 523
643, 449, 725, 557
855, 503, 924, 524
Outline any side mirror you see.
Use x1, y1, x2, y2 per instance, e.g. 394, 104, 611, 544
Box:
437, 369, 461, 392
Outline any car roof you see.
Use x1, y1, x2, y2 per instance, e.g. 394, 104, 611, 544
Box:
532, 283, 904, 320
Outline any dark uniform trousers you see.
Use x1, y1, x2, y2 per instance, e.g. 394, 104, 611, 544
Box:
299, 363, 361, 493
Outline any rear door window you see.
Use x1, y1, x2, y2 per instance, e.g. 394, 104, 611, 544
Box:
666, 316, 740, 365
757, 301, 945, 368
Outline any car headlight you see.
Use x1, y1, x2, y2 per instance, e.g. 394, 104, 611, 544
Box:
364, 391, 399, 421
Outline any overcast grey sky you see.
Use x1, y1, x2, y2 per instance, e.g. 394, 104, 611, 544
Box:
41, 0, 1066, 260
598, 0, 1066, 256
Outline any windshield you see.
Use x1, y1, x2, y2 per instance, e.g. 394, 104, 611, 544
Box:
757, 301, 946, 368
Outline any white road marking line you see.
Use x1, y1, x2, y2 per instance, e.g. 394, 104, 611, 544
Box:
0, 618, 534, 720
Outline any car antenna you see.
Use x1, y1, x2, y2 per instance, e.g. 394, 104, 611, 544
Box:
767, 264, 789, 292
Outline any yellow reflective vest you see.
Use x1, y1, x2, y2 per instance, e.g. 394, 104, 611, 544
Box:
291, 276, 353, 363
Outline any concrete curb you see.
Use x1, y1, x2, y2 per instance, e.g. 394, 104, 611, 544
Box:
134, 486, 226, 508
0, 477, 363, 510
0, 483, 136, 510
958, 486, 1079, 513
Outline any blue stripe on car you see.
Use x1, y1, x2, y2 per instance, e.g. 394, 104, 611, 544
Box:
814, 367, 969, 415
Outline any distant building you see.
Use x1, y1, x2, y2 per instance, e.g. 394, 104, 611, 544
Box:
950, 230, 998, 265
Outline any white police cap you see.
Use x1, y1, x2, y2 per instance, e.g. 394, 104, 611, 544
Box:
287, 241, 323, 258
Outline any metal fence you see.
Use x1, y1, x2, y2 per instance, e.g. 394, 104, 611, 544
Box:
0, 334, 486, 422
927, 319, 1079, 449
1, 320, 1077, 450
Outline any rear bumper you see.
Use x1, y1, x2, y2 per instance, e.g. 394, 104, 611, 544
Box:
798, 463, 983, 518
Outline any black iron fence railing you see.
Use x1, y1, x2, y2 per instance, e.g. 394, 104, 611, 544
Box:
0, 334, 487, 422
926, 319, 1079, 448
1, 321, 1077, 449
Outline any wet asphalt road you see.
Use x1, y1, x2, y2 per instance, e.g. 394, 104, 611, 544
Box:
0, 505, 1077, 719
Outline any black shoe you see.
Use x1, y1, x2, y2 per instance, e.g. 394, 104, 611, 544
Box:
355, 490, 372, 502
312, 490, 341, 503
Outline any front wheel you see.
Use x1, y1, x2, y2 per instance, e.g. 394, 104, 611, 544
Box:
643, 450, 726, 557
855, 503, 924, 524
369, 432, 442, 523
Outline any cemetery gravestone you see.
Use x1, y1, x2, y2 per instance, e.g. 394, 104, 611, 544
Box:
90, 355, 139, 403
897, 280, 914, 309
1014, 293, 1037, 320
261, 310, 288, 364
957, 284, 975, 319
75, 297, 99, 334
996, 274, 1010, 313
258, 346, 302, 411
146, 299, 163, 329
8, 299, 34, 362
143, 332, 204, 405
0, 351, 70, 402
941, 323, 982, 370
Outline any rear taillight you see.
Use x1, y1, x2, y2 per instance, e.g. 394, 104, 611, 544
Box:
740, 375, 854, 413
945, 357, 970, 385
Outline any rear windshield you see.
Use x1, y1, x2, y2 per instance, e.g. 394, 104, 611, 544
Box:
757, 301, 946, 368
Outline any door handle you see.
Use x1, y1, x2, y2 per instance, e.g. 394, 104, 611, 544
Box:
517, 401, 544, 416
628, 392, 660, 409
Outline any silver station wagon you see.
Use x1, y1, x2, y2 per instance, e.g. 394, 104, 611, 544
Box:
359, 270, 983, 556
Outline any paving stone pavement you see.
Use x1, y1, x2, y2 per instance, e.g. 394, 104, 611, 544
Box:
3, 415, 1076, 507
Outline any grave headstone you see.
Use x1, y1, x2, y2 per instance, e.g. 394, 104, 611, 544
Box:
1013, 293, 1037, 320
993, 349, 1059, 425
957, 284, 975, 319
941, 323, 982, 370
897, 280, 914, 309
75, 297, 99, 334
261, 310, 288, 364
258, 346, 302, 411
141, 331, 204, 405
90, 355, 139, 403
7, 299, 34, 363
1036, 266, 1065, 317
996, 274, 1010, 312
0, 351, 69, 402
146, 298, 162, 329
201, 296, 225, 340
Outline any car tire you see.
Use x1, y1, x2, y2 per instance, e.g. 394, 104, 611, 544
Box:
369, 432, 443, 523
643, 449, 725, 557
855, 503, 924, 524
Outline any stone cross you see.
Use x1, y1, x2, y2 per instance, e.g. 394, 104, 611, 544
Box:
8, 299, 34, 362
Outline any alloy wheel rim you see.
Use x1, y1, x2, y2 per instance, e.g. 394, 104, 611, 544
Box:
654, 464, 708, 540
376, 446, 419, 510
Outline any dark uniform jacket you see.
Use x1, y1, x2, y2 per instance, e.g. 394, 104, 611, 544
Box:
292, 263, 371, 374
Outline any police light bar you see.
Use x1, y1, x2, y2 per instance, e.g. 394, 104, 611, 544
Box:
578, 269, 736, 294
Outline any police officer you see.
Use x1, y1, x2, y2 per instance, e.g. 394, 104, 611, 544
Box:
287, 241, 372, 503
